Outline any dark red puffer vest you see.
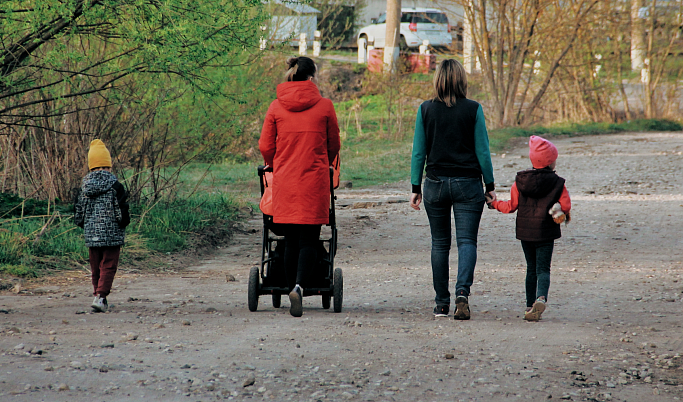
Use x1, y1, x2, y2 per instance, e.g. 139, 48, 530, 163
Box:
515, 168, 565, 242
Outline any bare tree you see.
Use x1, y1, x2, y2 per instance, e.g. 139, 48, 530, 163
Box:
459, 0, 599, 126
642, 0, 683, 118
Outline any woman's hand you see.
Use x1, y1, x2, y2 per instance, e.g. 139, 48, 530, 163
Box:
485, 191, 497, 209
410, 193, 422, 210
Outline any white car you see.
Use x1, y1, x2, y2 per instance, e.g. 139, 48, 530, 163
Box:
358, 8, 452, 50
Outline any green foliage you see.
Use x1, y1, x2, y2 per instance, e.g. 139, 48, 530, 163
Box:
0, 193, 242, 277
149, 54, 286, 165
133, 195, 241, 253
0, 229, 27, 265
0, 264, 36, 277
1, 0, 269, 127
0, 193, 70, 218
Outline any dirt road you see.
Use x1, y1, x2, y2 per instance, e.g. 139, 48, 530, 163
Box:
1, 132, 682, 402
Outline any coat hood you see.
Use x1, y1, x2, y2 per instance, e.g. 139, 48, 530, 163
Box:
516, 168, 561, 199
82, 170, 117, 197
276, 80, 322, 112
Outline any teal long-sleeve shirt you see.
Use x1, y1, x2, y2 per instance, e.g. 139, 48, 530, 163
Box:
410, 103, 494, 194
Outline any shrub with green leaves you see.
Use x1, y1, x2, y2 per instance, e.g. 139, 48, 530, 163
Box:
0, 193, 242, 277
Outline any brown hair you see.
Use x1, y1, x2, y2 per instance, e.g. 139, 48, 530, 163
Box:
284, 56, 317, 82
433, 59, 467, 107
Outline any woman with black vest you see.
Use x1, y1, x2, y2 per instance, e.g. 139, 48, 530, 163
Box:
409, 59, 495, 320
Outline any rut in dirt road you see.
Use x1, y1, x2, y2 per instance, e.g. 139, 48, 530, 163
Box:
1, 132, 682, 402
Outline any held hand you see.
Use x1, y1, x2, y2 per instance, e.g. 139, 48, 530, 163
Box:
410, 193, 422, 210
485, 191, 497, 209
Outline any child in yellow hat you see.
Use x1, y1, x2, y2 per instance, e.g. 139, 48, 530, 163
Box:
74, 140, 130, 312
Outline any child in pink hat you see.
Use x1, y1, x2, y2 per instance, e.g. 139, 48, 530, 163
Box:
487, 136, 571, 321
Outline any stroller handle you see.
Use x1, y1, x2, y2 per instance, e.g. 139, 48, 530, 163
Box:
258, 165, 273, 176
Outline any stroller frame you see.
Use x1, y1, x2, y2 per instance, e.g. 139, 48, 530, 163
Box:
248, 165, 343, 313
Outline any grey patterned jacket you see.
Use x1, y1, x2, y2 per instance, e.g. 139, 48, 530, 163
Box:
74, 170, 130, 248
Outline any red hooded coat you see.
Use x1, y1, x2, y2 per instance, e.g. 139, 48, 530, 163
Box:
259, 80, 341, 225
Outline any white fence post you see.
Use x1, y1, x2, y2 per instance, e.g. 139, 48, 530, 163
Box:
641, 58, 650, 84
419, 40, 430, 55
259, 26, 267, 51
299, 33, 307, 56
313, 30, 321, 57
594, 54, 602, 78
358, 37, 367, 63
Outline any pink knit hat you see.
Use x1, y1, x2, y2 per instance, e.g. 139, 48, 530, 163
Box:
528, 135, 558, 169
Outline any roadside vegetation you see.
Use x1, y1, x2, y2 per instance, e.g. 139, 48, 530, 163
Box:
0, 192, 242, 278
1, 0, 682, 278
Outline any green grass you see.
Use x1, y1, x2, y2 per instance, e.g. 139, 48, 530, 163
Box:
174, 163, 260, 196
132, 195, 241, 253
0, 192, 242, 277
488, 119, 682, 152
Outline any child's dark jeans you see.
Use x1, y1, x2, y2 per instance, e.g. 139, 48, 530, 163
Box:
520, 240, 553, 307
89, 246, 121, 297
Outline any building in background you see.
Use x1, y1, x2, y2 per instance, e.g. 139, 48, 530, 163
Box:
269, 0, 321, 46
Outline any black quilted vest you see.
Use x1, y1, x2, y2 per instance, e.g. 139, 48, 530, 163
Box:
515, 168, 565, 242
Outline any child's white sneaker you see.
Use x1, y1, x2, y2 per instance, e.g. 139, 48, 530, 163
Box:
92, 296, 108, 313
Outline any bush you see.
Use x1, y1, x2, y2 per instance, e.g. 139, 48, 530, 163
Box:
0, 193, 242, 277
0, 264, 37, 278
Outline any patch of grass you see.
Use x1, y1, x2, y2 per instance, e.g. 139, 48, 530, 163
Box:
0, 193, 243, 277
0, 264, 36, 277
133, 194, 241, 253
176, 163, 260, 196
488, 119, 682, 152
341, 138, 412, 187
0, 192, 71, 218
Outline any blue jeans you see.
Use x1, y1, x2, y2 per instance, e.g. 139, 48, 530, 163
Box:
521, 240, 553, 307
423, 176, 485, 306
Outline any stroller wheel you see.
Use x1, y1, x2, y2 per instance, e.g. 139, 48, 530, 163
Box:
272, 293, 281, 308
333, 268, 343, 313
248, 267, 260, 312
322, 294, 331, 309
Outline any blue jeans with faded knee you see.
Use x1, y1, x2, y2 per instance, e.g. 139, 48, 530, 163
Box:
423, 176, 485, 306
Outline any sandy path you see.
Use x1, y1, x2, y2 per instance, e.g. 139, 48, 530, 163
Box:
1, 132, 682, 402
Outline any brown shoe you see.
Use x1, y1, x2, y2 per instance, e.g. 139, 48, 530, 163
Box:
524, 299, 546, 321
289, 285, 303, 317
454, 296, 470, 320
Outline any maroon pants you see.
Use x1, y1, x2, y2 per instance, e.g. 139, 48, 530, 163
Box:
89, 246, 121, 297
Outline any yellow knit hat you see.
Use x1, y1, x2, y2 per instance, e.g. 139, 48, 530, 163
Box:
88, 139, 112, 170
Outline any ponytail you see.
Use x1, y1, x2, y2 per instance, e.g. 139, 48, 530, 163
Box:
284, 56, 316, 82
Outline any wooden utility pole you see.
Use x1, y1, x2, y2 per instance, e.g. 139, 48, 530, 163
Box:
384, 0, 401, 73
631, 0, 646, 70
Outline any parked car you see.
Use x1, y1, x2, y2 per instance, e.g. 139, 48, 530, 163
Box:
358, 8, 452, 50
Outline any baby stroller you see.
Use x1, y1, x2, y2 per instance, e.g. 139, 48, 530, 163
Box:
248, 164, 343, 313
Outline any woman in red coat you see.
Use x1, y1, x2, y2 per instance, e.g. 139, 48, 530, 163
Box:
259, 56, 341, 317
